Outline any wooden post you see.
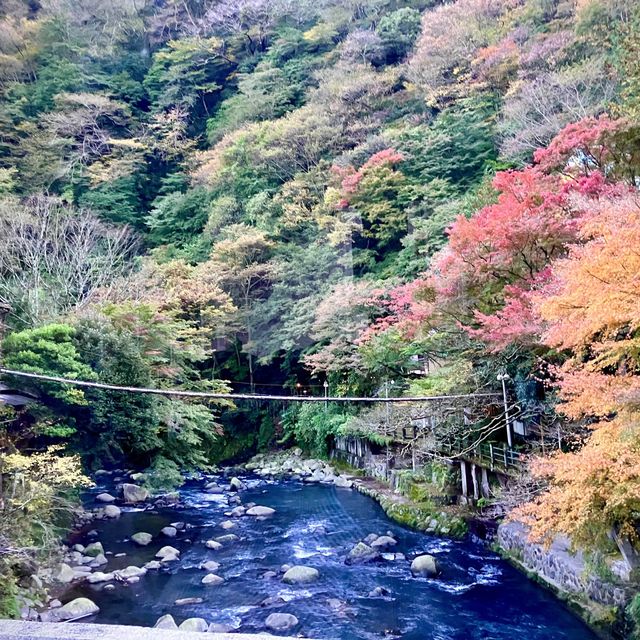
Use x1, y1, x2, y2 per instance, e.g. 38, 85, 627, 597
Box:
471, 463, 479, 500
460, 460, 468, 497
481, 468, 490, 498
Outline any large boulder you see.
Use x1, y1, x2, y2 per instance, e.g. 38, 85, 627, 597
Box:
83, 542, 104, 558
371, 535, 397, 550
265, 613, 298, 632
410, 554, 440, 578
334, 476, 353, 488
122, 483, 149, 503
179, 618, 208, 632
215, 534, 239, 544
345, 542, 380, 565
205, 540, 222, 551
229, 477, 246, 491
246, 505, 275, 516
103, 505, 121, 519
54, 563, 75, 584
155, 546, 180, 562
53, 598, 99, 621
96, 493, 115, 503
154, 614, 178, 629
282, 565, 320, 584
86, 572, 114, 584
201, 573, 224, 586
131, 532, 153, 546
115, 566, 147, 580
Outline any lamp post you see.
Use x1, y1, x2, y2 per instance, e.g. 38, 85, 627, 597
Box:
497, 372, 512, 448
323, 380, 328, 408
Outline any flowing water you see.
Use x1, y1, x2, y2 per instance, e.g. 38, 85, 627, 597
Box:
68, 475, 598, 639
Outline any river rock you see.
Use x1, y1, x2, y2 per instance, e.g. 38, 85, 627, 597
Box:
363, 534, 378, 545
115, 566, 147, 580
96, 493, 116, 503
201, 573, 224, 586
368, 586, 390, 597
220, 520, 236, 530
86, 572, 114, 584
371, 535, 397, 550
208, 623, 234, 633
200, 560, 220, 571
89, 553, 108, 567
54, 563, 75, 584
334, 476, 353, 488
161, 526, 177, 538
174, 597, 203, 606
131, 532, 153, 546
246, 505, 275, 516
156, 546, 180, 562
144, 561, 162, 570
282, 565, 319, 584
154, 614, 178, 629
215, 534, 239, 544
229, 477, 246, 491
346, 542, 380, 565
206, 485, 223, 494
122, 483, 149, 503
205, 540, 223, 551
410, 554, 440, 577
103, 505, 121, 518
53, 597, 99, 621
265, 612, 298, 632
179, 618, 208, 632
230, 506, 246, 517
130, 472, 146, 483
72, 544, 85, 553
84, 542, 104, 557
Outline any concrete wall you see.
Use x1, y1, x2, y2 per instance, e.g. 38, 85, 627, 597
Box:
0, 621, 298, 640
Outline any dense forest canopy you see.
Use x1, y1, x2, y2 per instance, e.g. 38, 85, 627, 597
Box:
1, 0, 640, 615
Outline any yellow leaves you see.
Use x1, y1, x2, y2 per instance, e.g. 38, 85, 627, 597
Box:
1, 446, 91, 492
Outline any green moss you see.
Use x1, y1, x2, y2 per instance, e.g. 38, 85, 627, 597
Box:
378, 497, 467, 539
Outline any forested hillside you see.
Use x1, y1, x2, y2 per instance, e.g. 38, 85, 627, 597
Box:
0, 0, 639, 624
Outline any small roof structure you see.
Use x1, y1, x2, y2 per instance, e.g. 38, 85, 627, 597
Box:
0, 383, 36, 408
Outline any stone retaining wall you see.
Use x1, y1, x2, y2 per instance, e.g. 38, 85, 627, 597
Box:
497, 521, 630, 610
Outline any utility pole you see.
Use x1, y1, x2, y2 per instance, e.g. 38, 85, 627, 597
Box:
497, 372, 512, 448
0, 303, 10, 369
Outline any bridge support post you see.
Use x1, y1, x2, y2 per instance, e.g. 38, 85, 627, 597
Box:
460, 460, 468, 498
471, 463, 479, 500
481, 467, 490, 498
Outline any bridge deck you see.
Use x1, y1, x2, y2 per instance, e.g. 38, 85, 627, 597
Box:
0, 621, 309, 640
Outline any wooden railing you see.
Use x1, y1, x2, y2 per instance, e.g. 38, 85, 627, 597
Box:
439, 438, 523, 472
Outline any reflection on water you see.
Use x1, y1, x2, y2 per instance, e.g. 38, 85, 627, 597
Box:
66, 476, 598, 639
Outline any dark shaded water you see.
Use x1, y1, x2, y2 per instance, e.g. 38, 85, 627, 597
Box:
68, 475, 598, 639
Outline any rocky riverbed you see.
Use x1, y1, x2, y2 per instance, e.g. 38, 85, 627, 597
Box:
23, 449, 599, 639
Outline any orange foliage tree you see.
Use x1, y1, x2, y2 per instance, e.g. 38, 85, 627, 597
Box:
515, 192, 640, 556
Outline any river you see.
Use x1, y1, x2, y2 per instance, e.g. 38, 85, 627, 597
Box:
65, 474, 598, 639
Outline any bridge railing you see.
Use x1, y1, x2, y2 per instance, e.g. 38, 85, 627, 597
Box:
439, 438, 523, 471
